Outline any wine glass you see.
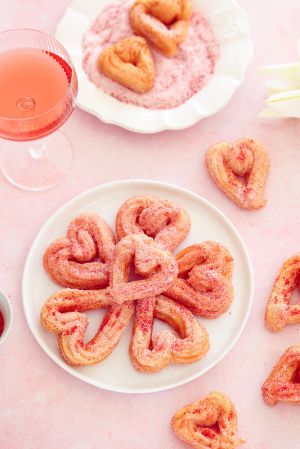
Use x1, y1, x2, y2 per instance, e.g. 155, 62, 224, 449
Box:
0, 29, 78, 191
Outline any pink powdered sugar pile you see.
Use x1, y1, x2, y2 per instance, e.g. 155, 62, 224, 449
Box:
82, 0, 220, 110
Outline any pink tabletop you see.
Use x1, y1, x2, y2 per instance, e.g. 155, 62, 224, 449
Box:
1, 1, 300, 448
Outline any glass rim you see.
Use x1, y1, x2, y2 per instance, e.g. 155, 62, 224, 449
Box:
0, 28, 78, 122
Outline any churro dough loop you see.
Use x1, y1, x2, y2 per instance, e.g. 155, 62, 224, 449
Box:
43, 214, 116, 289
172, 391, 245, 449
205, 138, 269, 210
130, 295, 209, 372
164, 242, 233, 318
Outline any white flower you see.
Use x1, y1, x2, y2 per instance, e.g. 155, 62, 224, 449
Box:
259, 39, 300, 118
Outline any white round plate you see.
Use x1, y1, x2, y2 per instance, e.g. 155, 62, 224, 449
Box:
55, 0, 253, 133
23, 180, 253, 393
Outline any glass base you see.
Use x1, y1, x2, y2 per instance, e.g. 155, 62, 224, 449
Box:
0, 131, 73, 191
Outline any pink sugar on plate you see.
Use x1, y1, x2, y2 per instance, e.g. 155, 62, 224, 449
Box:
82, 0, 220, 110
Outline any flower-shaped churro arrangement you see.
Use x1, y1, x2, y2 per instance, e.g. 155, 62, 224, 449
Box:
172, 391, 245, 449
262, 345, 300, 406
41, 195, 235, 372
206, 138, 270, 210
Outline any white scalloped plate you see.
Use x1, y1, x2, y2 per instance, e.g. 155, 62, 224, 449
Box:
23, 180, 253, 393
55, 0, 253, 133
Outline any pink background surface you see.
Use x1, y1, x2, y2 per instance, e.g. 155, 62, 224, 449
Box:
1, 1, 300, 448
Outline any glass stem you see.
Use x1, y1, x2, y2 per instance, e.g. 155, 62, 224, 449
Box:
28, 140, 46, 160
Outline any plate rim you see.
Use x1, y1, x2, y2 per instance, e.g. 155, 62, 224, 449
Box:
22, 179, 254, 393
55, 0, 254, 133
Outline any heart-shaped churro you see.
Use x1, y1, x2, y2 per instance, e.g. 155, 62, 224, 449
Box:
206, 138, 269, 210
116, 195, 191, 252
41, 288, 134, 365
110, 234, 178, 304
130, 0, 192, 57
262, 345, 300, 405
98, 36, 155, 93
265, 253, 300, 331
164, 242, 233, 318
130, 295, 209, 372
43, 214, 116, 289
172, 391, 245, 449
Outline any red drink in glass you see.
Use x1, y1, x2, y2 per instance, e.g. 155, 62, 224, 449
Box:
0, 29, 78, 190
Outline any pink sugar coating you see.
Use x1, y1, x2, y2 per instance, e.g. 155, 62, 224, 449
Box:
82, 0, 220, 110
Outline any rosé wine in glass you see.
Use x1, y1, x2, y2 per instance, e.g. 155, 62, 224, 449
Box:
0, 29, 78, 190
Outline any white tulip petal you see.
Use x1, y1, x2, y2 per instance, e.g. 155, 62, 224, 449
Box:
259, 63, 299, 80
259, 42, 300, 119
258, 108, 281, 118
266, 79, 300, 94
